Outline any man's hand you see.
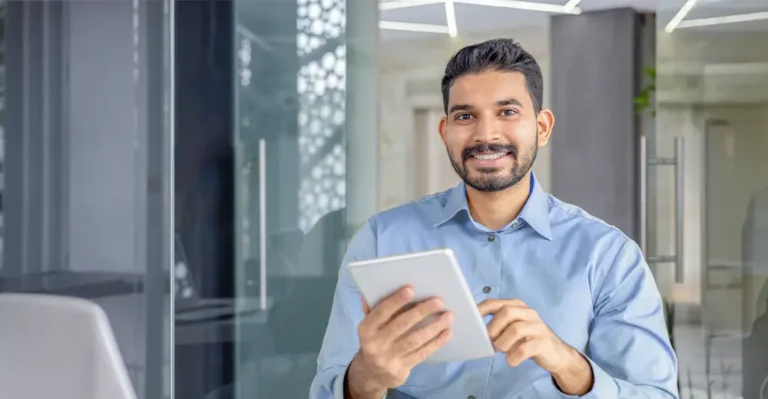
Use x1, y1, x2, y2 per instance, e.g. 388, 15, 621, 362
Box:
345, 286, 454, 399
478, 299, 593, 396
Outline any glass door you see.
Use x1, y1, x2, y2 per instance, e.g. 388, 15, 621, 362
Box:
230, 0, 378, 397
653, 1, 768, 397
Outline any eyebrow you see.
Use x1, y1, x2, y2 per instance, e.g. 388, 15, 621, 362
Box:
448, 98, 524, 114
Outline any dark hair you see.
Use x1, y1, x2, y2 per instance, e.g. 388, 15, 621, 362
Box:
441, 38, 543, 115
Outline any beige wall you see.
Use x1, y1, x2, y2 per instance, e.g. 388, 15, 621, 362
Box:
378, 28, 552, 211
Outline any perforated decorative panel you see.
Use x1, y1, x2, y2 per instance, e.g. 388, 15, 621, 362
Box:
297, 0, 346, 232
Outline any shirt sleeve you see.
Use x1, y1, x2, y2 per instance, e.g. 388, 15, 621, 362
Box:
556, 237, 680, 398
309, 219, 378, 399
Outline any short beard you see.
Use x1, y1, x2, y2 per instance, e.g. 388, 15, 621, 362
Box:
449, 141, 537, 193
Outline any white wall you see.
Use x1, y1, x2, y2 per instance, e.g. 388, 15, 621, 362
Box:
67, 1, 141, 274
377, 28, 552, 210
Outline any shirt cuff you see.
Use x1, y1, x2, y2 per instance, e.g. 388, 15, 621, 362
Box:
332, 364, 388, 399
555, 356, 619, 398
332, 365, 350, 399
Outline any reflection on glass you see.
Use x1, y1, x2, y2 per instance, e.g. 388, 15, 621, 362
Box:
655, 1, 768, 397
224, 0, 357, 397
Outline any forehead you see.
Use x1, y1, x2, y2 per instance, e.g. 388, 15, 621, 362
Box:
448, 70, 531, 107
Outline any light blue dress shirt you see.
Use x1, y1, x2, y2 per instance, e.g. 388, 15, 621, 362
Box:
310, 174, 679, 399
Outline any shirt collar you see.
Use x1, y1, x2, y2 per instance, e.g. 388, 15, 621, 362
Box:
434, 172, 552, 240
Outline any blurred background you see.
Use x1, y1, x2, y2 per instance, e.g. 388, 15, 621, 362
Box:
0, 0, 766, 398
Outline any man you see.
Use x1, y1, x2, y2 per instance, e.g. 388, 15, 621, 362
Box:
310, 38, 679, 399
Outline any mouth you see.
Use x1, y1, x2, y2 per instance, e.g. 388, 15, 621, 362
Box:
466, 151, 513, 168
470, 152, 510, 161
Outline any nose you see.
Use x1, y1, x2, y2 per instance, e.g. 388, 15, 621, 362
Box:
474, 116, 502, 143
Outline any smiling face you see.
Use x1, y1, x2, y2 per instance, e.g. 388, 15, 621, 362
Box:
439, 70, 554, 193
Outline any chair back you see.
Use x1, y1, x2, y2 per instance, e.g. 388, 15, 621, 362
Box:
0, 293, 137, 399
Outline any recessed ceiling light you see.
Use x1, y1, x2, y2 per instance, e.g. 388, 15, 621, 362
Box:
379, 21, 451, 34
379, 0, 445, 10
664, 0, 698, 33
455, 0, 581, 14
563, 0, 583, 12
445, 0, 458, 37
677, 11, 768, 29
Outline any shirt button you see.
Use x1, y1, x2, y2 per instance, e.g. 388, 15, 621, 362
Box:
482, 286, 492, 294
468, 396, 476, 399
511, 221, 519, 228
487, 233, 495, 242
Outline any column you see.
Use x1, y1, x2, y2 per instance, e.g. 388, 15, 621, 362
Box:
549, 8, 649, 242
345, 0, 380, 235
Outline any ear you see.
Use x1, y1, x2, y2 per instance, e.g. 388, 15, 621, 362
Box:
536, 109, 555, 148
438, 116, 448, 146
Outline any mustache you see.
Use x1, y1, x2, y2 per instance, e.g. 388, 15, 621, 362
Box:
462, 143, 517, 161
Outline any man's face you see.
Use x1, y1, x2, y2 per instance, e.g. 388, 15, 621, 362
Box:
439, 70, 553, 193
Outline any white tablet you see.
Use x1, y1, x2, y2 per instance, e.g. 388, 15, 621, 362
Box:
347, 248, 495, 364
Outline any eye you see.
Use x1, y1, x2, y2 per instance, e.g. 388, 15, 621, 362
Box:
455, 113, 473, 121
500, 109, 518, 116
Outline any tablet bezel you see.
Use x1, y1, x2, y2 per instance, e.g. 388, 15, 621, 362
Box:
347, 248, 495, 364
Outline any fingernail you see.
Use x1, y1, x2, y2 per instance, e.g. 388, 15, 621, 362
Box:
432, 298, 444, 308
443, 312, 454, 323
400, 287, 414, 299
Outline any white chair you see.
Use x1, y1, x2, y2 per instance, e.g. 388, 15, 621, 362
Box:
0, 293, 138, 399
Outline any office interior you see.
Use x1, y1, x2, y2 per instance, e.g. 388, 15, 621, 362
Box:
0, 0, 766, 398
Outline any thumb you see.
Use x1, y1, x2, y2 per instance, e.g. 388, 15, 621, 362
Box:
361, 296, 371, 315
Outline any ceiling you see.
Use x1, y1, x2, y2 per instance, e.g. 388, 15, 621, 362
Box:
379, 0, 768, 41
377, 0, 768, 104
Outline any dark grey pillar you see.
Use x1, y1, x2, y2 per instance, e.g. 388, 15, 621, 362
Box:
550, 8, 649, 242
4, 1, 68, 275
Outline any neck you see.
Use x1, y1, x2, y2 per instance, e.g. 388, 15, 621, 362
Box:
466, 173, 531, 231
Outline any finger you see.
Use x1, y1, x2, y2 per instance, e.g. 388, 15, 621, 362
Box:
486, 307, 538, 339
383, 297, 445, 338
362, 286, 414, 328
505, 339, 539, 367
478, 299, 528, 316
403, 328, 454, 367
493, 321, 541, 352
394, 311, 454, 355
361, 297, 370, 315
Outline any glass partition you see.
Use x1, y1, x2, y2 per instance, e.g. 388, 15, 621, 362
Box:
654, 1, 768, 397
232, 0, 377, 394
172, 1, 379, 398
0, 1, 174, 398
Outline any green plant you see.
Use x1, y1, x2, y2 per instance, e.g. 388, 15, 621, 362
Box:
634, 66, 656, 117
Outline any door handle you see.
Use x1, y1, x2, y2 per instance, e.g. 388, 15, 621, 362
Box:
258, 139, 268, 310
645, 136, 685, 283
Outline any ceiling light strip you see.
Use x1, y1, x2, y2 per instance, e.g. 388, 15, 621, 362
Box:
378, 20, 451, 34
455, 0, 581, 15
445, 0, 459, 37
677, 11, 768, 29
664, 0, 698, 33
379, 0, 446, 10
563, 0, 583, 12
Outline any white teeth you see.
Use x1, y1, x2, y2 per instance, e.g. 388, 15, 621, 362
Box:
473, 152, 507, 160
